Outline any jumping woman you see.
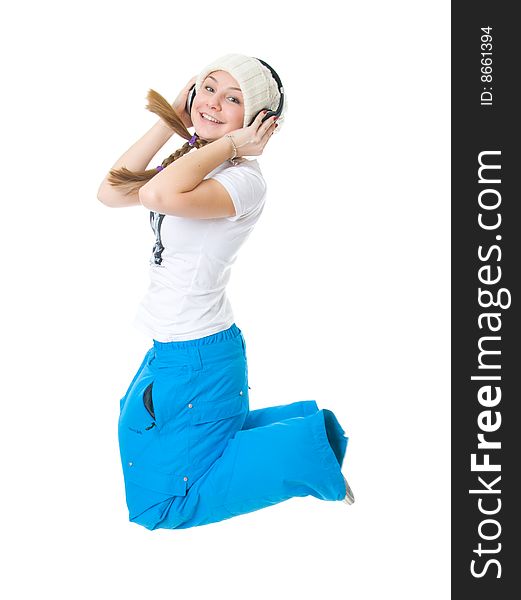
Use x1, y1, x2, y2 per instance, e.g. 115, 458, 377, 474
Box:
97, 53, 355, 530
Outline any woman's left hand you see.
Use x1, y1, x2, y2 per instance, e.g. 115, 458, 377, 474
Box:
224, 112, 278, 158
172, 76, 197, 130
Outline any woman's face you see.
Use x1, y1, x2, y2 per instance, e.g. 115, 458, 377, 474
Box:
191, 70, 245, 141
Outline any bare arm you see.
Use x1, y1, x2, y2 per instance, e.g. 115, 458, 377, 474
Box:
138, 136, 236, 216
138, 112, 277, 218
97, 119, 174, 208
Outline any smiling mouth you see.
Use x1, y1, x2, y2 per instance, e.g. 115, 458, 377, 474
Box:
200, 112, 224, 124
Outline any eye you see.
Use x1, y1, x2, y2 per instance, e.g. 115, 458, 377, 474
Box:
204, 85, 240, 104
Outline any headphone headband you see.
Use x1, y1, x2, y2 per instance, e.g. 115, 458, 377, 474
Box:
253, 57, 285, 120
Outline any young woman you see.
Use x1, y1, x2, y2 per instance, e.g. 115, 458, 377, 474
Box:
97, 53, 355, 530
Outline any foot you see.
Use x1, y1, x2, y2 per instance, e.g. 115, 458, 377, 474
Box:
342, 474, 355, 505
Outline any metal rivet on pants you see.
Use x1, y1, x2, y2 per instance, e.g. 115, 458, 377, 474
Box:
188, 403, 193, 408
239, 390, 243, 395
128, 461, 133, 467
183, 476, 188, 481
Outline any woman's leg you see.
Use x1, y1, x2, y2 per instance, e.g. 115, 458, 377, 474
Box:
118, 325, 351, 530
154, 403, 349, 530
241, 399, 319, 430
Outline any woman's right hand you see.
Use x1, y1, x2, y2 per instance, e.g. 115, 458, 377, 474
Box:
172, 76, 197, 130
225, 111, 278, 158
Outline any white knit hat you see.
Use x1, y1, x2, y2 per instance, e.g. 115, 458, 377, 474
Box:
194, 53, 286, 131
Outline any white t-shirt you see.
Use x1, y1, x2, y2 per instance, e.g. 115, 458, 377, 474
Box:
133, 159, 266, 342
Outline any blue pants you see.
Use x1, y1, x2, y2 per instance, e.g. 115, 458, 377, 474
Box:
118, 324, 349, 530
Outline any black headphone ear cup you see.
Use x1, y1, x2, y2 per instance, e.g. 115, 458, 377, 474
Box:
186, 85, 196, 114
254, 57, 284, 121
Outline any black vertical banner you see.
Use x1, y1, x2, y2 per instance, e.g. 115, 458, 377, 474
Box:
452, 3, 520, 596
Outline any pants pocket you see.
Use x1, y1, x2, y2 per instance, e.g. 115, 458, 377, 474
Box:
119, 359, 189, 504
123, 460, 188, 528
191, 395, 247, 424
119, 376, 189, 525
123, 460, 188, 498
142, 382, 156, 423
188, 394, 248, 483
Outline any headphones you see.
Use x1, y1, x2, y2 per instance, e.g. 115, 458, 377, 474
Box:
185, 57, 284, 126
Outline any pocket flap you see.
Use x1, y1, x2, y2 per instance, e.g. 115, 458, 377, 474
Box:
192, 395, 246, 425
123, 461, 188, 497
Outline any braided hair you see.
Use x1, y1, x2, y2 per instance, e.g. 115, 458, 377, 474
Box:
106, 89, 212, 196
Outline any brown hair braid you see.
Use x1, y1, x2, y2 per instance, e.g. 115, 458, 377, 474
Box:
106, 89, 211, 196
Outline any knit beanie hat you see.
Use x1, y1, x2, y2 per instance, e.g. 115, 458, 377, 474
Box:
194, 53, 286, 132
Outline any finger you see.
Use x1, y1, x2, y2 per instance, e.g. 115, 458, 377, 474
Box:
252, 110, 267, 129
260, 123, 276, 147
260, 116, 278, 136
266, 115, 278, 129
258, 110, 276, 127
261, 129, 275, 150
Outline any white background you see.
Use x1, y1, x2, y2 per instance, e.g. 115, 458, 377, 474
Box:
1, 1, 450, 598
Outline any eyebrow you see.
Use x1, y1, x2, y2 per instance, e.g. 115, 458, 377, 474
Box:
206, 75, 242, 93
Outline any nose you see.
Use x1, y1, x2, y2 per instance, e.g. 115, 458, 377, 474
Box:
207, 96, 222, 111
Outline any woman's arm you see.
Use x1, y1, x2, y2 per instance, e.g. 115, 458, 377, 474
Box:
138, 113, 277, 219
138, 136, 237, 219
97, 119, 174, 208
139, 136, 234, 199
